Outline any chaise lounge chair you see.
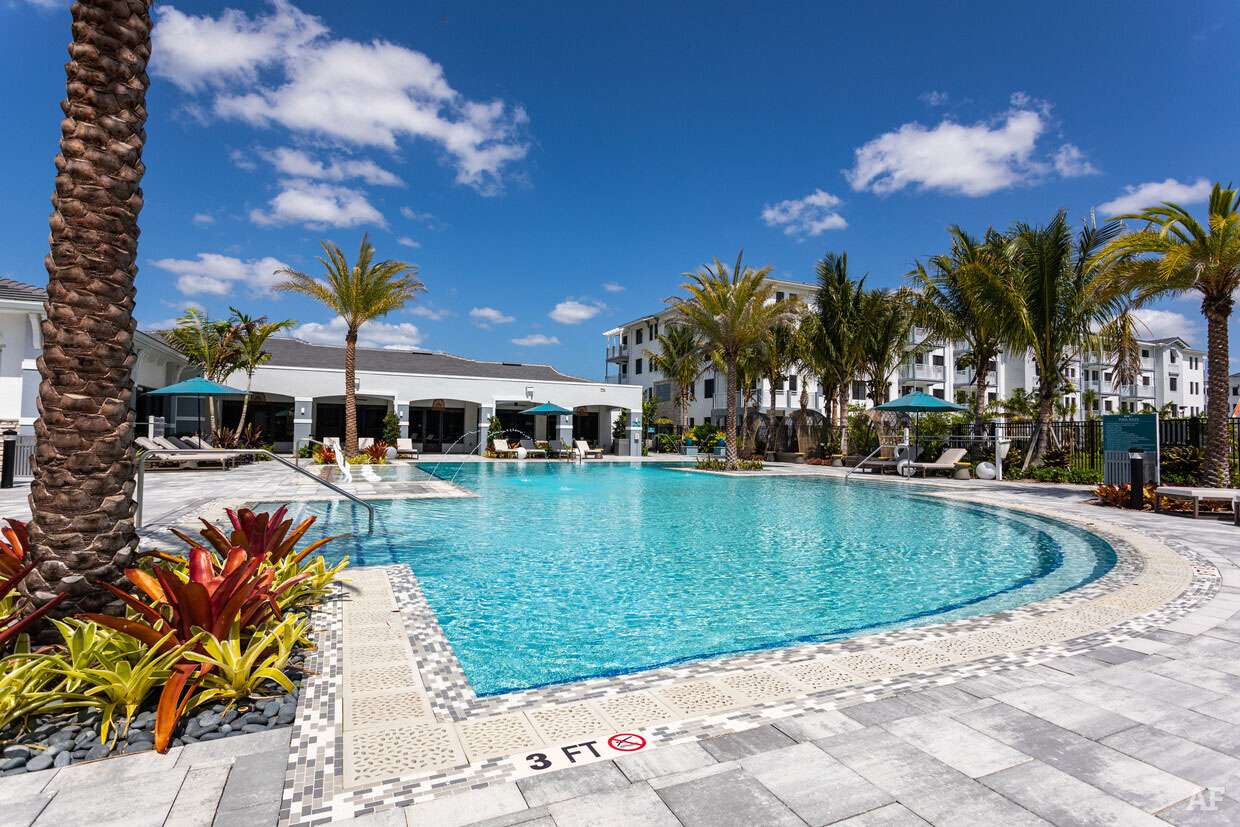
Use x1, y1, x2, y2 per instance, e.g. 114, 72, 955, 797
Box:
396, 438, 419, 459
519, 439, 548, 458
856, 444, 921, 474
358, 437, 374, 451
548, 439, 572, 458
492, 438, 517, 458
907, 447, 969, 477
166, 435, 239, 469
574, 440, 603, 459
135, 436, 204, 470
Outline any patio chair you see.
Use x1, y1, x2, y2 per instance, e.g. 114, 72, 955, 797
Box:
492, 438, 517, 458
519, 439, 548, 458
396, 438, 419, 459
162, 435, 239, 469
856, 444, 921, 474
907, 447, 969, 477
548, 439, 572, 458
135, 436, 201, 470
574, 440, 603, 459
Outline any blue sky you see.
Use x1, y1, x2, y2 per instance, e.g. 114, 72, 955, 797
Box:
2, 0, 1237, 379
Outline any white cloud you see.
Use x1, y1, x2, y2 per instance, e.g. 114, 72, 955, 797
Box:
262, 147, 401, 185
153, 1, 529, 193
396, 236, 420, 248
289, 316, 423, 349
919, 90, 949, 106
1052, 143, 1098, 178
469, 306, 515, 327
1097, 177, 1212, 216
549, 299, 604, 325
760, 189, 847, 238
139, 317, 185, 332
400, 207, 434, 222
149, 253, 290, 297
191, 212, 215, 227
229, 148, 258, 170
1132, 308, 1200, 343
250, 180, 384, 228
511, 334, 559, 347
602, 282, 624, 293
846, 94, 1083, 196
408, 303, 453, 321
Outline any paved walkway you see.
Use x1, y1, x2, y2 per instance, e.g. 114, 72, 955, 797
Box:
1, 460, 1238, 825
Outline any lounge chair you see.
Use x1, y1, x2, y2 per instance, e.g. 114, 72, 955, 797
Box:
856, 444, 922, 474
519, 439, 548, 458
492, 438, 517, 458
548, 439, 572, 458
396, 438, 419, 459
358, 437, 374, 451
1154, 486, 1240, 521
907, 447, 969, 477
574, 440, 603, 459
162, 435, 239, 468
135, 436, 202, 470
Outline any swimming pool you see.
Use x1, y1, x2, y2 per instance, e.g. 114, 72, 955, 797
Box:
268, 462, 1115, 695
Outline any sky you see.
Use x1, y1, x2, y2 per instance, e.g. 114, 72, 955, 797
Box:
2, 0, 1238, 380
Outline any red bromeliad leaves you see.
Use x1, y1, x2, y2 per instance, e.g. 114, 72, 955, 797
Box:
1, 557, 68, 649
172, 506, 319, 567
0, 518, 29, 579
154, 662, 203, 753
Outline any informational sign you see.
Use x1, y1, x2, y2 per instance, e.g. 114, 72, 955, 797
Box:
1102, 413, 1159, 486
514, 732, 648, 778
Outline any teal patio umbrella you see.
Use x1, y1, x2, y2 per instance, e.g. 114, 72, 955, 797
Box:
874, 391, 968, 464
146, 377, 249, 441
522, 402, 574, 442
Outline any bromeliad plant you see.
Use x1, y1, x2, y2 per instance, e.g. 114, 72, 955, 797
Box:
185, 615, 307, 706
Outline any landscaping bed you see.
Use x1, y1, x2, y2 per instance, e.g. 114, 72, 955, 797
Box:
0, 506, 347, 776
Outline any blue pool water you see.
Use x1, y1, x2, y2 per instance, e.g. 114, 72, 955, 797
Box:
265, 462, 1114, 695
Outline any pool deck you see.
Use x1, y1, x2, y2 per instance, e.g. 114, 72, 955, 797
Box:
1, 458, 1238, 825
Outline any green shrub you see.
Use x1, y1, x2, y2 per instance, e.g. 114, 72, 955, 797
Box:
381, 411, 402, 445
1160, 446, 1203, 486
1042, 444, 1070, 469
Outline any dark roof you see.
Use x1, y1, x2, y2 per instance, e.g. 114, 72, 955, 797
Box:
0, 277, 47, 302
263, 337, 591, 383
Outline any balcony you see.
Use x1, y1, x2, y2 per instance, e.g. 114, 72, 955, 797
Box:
605, 344, 629, 363
1118, 383, 1156, 399
900, 362, 945, 382
953, 368, 997, 387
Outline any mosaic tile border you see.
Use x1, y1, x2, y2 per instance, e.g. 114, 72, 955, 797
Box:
277, 492, 1220, 826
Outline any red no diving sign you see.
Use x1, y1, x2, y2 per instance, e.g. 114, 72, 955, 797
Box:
608, 733, 646, 752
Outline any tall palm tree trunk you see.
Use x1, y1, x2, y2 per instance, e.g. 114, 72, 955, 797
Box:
1027, 380, 1056, 467
837, 385, 848, 457
973, 363, 989, 435
344, 331, 359, 456
237, 372, 253, 432
725, 356, 739, 468
26, 0, 152, 614
1203, 299, 1233, 486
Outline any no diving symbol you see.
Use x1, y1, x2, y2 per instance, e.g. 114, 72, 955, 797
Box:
608, 733, 646, 752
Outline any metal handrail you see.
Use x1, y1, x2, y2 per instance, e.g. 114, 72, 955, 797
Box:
135, 448, 375, 533
294, 437, 330, 467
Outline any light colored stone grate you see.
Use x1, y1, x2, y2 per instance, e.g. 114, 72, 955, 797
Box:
342, 722, 465, 788
457, 713, 541, 761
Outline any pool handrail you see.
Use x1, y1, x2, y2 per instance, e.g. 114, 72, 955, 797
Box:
135, 448, 375, 533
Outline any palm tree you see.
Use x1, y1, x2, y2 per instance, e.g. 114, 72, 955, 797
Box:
229, 309, 297, 432
1081, 388, 1099, 420
26, 0, 155, 614
755, 321, 803, 456
163, 308, 242, 432
856, 288, 922, 407
275, 235, 425, 456
907, 226, 1007, 434
805, 252, 865, 454
645, 323, 703, 439
1096, 183, 1240, 486
666, 253, 798, 468
967, 212, 1137, 466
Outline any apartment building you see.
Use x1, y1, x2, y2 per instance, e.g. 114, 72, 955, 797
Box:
604, 276, 1209, 425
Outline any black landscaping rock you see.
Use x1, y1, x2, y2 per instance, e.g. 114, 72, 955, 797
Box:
127, 730, 155, 744
84, 744, 109, 761
75, 729, 97, 745
53, 752, 72, 768
26, 753, 54, 772
120, 743, 151, 755
2, 767, 28, 776
3, 745, 31, 760
198, 731, 227, 742
240, 724, 267, 734
221, 709, 239, 725
240, 712, 267, 726
0, 757, 26, 771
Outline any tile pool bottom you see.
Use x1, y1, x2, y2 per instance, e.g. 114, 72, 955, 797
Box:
265, 462, 1116, 696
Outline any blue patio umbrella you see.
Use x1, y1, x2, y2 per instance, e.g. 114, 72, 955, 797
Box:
522, 402, 574, 442
874, 391, 968, 466
146, 377, 249, 440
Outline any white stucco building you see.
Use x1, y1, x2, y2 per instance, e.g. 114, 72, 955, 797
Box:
0, 277, 194, 437
603, 276, 1209, 426
224, 338, 644, 454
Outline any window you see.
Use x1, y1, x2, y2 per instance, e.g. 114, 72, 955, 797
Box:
1141, 348, 1150, 358
620, 363, 628, 377
688, 417, 694, 428
932, 354, 945, 367
915, 353, 925, 364
1092, 370, 1099, 381
654, 382, 672, 402
635, 329, 643, 345
635, 358, 643, 375
703, 378, 714, 399
932, 388, 944, 399
621, 335, 627, 346
1169, 351, 1177, 363
1105, 400, 1113, 412
852, 380, 867, 399
1142, 376, 1150, 386
787, 375, 797, 391
1103, 372, 1112, 383
775, 291, 785, 302
1169, 377, 1177, 391
988, 392, 997, 403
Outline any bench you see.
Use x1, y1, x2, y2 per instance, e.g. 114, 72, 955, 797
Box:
1153, 486, 1240, 522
